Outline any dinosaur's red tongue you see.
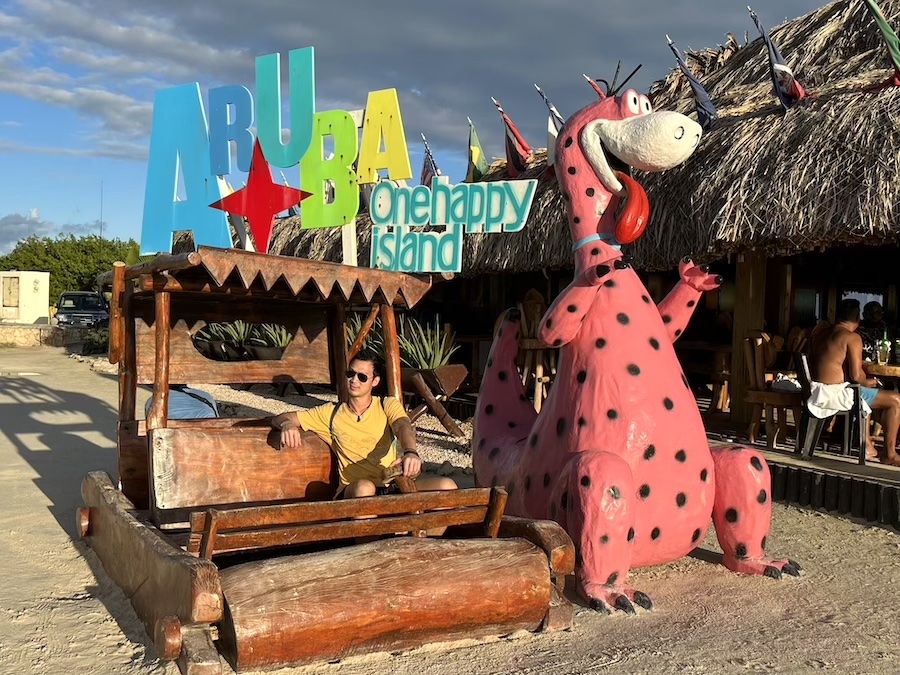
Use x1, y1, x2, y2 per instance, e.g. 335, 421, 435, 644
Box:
613, 172, 650, 245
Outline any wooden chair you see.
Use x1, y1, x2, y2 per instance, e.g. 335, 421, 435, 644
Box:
795, 354, 867, 464
743, 336, 803, 448
517, 289, 557, 413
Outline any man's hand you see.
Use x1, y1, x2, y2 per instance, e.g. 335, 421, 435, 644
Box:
397, 451, 422, 478
279, 424, 303, 450
866, 377, 883, 388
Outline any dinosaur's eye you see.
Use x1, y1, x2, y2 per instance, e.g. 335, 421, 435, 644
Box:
675, 126, 685, 139
626, 92, 640, 115
639, 95, 653, 115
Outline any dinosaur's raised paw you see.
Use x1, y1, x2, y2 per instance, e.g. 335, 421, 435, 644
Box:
678, 257, 722, 292
582, 582, 652, 614
724, 554, 803, 579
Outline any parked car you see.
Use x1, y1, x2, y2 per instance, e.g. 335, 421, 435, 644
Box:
55, 291, 109, 328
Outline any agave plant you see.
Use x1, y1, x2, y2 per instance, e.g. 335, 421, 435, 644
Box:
397, 315, 459, 370
248, 323, 293, 348
221, 320, 255, 344
194, 322, 231, 342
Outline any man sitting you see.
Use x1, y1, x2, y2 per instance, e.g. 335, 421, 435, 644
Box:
809, 299, 900, 465
271, 351, 457, 498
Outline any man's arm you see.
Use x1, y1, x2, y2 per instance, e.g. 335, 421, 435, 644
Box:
390, 415, 422, 478
271, 411, 304, 449
847, 333, 879, 387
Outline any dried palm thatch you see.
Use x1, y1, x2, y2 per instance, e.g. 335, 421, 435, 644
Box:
250, 0, 900, 273
632, 0, 900, 267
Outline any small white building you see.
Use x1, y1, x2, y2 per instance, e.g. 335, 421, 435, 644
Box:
1, 271, 51, 324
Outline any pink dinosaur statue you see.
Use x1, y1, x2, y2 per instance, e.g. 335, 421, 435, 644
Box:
474, 87, 800, 614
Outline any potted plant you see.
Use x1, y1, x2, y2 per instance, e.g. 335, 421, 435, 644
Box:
398, 315, 467, 402
247, 323, 293, 360
192, 322, 231, 361
220, 320, 254, 360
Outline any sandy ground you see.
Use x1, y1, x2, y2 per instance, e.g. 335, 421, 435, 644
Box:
2, 346, 900, 675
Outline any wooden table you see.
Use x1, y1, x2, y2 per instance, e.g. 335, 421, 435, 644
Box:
675, 342, 732, 414
863, 363, 900, 379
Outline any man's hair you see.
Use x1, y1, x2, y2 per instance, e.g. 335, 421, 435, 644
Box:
836, 298, 861, 324
864, 301, 883, 318
352, 350, 383, 379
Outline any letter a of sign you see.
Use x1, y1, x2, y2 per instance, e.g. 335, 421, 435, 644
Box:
141, 83, 231, 254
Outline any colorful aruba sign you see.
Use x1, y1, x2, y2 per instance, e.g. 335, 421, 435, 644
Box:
140, 46, 536, 273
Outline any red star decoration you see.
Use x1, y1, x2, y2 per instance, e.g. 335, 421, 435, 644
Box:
209, 138, 311, 254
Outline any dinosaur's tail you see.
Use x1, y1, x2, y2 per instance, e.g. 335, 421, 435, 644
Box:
473, 308, 537, 483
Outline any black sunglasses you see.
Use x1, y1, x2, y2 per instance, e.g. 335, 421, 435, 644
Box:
346, 369, 369, 383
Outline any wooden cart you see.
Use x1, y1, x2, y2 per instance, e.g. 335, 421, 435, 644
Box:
77, 247, 574, 674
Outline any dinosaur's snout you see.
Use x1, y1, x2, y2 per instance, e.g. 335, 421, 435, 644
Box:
594, 111, 701, 172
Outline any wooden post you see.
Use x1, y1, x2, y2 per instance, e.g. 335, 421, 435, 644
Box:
778, 263, 792, 337
120, 281, 137, 422
381, 303, 403, 400
347, 304, 380, 363
887, 285, 898, 326
826, 285, 838, 324
730, 250, 767, 424
330, 304, 350, 403
147, 291, 171, 431
109, 262, 126, 364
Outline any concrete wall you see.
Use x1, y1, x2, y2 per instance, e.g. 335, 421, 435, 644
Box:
0, 325, 92, 347
0, 271, 51, 324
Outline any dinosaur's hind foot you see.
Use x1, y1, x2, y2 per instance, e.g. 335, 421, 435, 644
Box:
581, 580, 653, 614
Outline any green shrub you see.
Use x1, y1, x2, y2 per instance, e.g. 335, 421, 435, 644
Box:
397, 315, 459, 370
248, 323, 293, 348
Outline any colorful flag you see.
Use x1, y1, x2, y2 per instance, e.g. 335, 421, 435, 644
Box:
419, 133, 442, 186
863, 0, 900, 86
666, 35, 718, 130
465, 117, 490, 183
491, 97, 533, 178
749, 7, 808, 109
534, 84, 565, 171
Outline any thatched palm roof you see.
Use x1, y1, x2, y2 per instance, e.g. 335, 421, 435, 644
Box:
271, 0, 900, 273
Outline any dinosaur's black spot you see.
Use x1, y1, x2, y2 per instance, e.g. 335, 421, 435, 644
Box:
487, 358, 493, 368
564, 137, 573, 147
567, 304, 577, 313
735, 543, 748, 559
498, 370, 507, 381
761, 536, 767, 550
586, 187, 595, 197
751, 456, 764, 472
524, 476, 531, 491
581, 475, 591, 488
489, 447, 500, 459
700, 468, 709, 482
543, 473, 551, 488
642, 295, 651, 303
561, 492, 568, 510
675, 449, 687, 462
617, 313, 630, 325
478, 438, 486, 449
607, 409, 618, 420
627, 528, 635, 542
649, 338, 660, 350
530, 434, 539, 448
604, 279, 615, 288
639, 485, 650, 499
546, 318, 553, 328
507, 482, 515, 496
606, 572, 619, 586
758, 489, 768, 504
687, 300, 696, 307
557, 418, 568, 435
692, 528, 702, 543
725, 508, 738, 523
600, 534, 609, 544
628, 364, 641, 376
662, 315, 672, 324
644, 445, 656, 460
578, 417, 588, 428
664, 398, 674, 411
485, 404, 494, 415
553, 339, 562, 347
675, 329, 682, 337
614, 259, 630, 270
508, 421, 516, 428
676, 493, 687, 507
574, 217, 581, 224
609, 486, 621, 499
651, 528, 661, 540
577, 370, 587, 383
596, 338, 607, 349
567, 166, 577, 175
591, 247, 599, 256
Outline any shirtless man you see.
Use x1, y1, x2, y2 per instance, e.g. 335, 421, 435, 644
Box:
809, 298, 900, 466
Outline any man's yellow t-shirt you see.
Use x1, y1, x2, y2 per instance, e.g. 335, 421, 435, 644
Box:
294, 396, 408, 487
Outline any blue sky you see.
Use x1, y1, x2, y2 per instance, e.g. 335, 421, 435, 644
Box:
0, 0, 826, 254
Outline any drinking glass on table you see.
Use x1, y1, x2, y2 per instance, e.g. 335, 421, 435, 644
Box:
878, 340, 891, 365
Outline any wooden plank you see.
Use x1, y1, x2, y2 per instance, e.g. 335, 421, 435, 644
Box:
147, 291, 171, 431
381, 304, 403, 400
211, 507, 490, 555
190, 488, 492, 532
838, 476, 852, 514
484, 487, 508, 538
865, 483, 880, 522
80, 472, 223, 637
771, 465, 786, 501
730, 250, 767, 423
217, 537, 550, 671
329, 304, 349, 402
176, 625, 222, 675
851, 479, 865, 518
798, 470, 812, 507
118, 421, 149, 510
824, 474, 840, 512
811, 472, 825, 510
497, 516, 576, 575
150, 427, 335, 513
134, 315, 331, 385
120, 281, 137, 422
786, 467, 800, 504
97, 251, 202, 286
